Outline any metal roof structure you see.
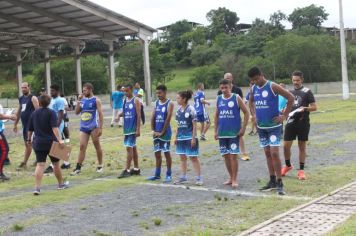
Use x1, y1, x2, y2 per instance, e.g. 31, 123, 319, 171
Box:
0, 0, 156, 50
0, 0, 156, 104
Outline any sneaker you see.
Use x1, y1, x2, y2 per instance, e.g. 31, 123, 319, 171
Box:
200, 135, 207, 141
118, 169, 131, 178
61, 163, 71, 170
130, 168, 141, 176
96, 166, 104, 173
18, 162, 27, 169
241, 153, 250, 161
195, 179, 204, 186
174, 176, 188, 185
163, 175, 172, 183
259, 181, 277, 191
0, 173, 10, 181
33, 189, 40, 195
70, 169, 81, 176
297, 170, 306, 180
146, 176, 161, 181
277, 181, 286, 195
44, 165, 53, 174
281, 165, 293, 176
58, 181, 70, 190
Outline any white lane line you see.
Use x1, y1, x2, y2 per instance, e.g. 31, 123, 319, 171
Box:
143, 183, 312, 200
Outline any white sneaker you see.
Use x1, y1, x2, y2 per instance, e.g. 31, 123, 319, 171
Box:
96, 166, 104, 173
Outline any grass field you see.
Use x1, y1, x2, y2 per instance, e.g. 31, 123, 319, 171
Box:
0, 97, 355, 235
327, 214, 356, 236
165, 67, 195, 91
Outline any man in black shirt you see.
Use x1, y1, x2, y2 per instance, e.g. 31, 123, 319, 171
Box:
282, 71, 317, 180
217, 73, 249, 161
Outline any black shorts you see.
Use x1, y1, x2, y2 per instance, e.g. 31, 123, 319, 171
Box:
284, 120, 310, 141
34, 150, 60, 163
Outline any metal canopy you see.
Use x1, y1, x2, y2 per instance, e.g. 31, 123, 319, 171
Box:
0, 0, 156, 50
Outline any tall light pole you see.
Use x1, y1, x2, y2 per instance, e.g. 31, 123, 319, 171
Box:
339, 0, 350, 100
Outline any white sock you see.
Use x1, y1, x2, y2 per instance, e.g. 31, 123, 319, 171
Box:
63, 161, 70, 165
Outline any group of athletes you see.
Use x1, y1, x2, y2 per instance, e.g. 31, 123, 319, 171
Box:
0, 66, 316, 196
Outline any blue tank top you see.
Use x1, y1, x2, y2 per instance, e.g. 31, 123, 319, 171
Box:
217, 94, 241, 138
80, 97, 98, 130
194, 90, 205, 115
19, 95, 35, 124
154, 99, 172, 141
175, 105, 197, 140
252, 81, 281, 129
123, 97, 137, 135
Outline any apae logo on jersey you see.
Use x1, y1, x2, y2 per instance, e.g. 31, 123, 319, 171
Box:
161, 106, 166, 113
228, 101, 234, 108
262, 90, 269, 98
129, 103, 134, 109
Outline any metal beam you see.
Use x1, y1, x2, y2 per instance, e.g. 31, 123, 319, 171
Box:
7, 0, 117, 40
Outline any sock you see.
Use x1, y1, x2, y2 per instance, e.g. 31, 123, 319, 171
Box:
285, 159, 292, 167
63, 161, 70, 165
76, 163, 82, 170
166, 168, 172, 177
270, 175, 276, 183
133, 167, 139, 171
196, 176, 202, 181
277, 178, 283, 184
299, 162, 305, 170
155, 167, 161, 177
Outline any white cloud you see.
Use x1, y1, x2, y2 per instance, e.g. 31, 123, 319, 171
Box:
91, 0, 356, 29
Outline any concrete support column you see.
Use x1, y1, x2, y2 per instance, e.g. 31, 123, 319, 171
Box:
142, 37, 152, 106
44, 49, 51, 93
107, 41, 116, 93
75, 45, 82, 94
16, 53, 23, 97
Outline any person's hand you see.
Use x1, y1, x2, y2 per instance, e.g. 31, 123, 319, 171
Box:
13, 125, 17, 133
9, 115, 16, 121
252, 116, 257, 126
214, 132, 218, 140
153, 132, 162, 138
135, 131, 141, 137
58, 139, 65, 148
238, 127, 246, 137
191, 138, 196, 148
95, 128, 103, 137
273, 114, 285, 124
78, 93, 84, 101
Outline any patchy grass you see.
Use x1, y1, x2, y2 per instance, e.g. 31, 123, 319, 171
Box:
327, 214, 356, 236
166, 67, 195, 91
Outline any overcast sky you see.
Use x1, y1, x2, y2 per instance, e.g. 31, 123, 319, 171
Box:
90, 0, 355, 29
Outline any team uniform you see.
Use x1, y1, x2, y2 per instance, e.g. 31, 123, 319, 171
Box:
123, 97, 138, 147
111, 90, 125, 126
252, 80, 282, 147
79, 97, 98, 134
153, 99, 172, 153
19, 94, 35, 140
49, 96, 65, 133
194, 90, 209, 123
216, 94, 241, 155
175, 105, 199, 157
284, 86, 315, 141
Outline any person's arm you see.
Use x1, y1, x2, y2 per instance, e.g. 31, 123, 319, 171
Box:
0, 113, 16, 121
160, 103, 174, 135
57, 110, 64, 127
52, 127, 64, 145
305, 91, 317, 112
32, 96, 39, 110
135, 98, 141, 137
151, 107, 156, 132
201, 98, 210, 106
96, 98, 104, 137
214, 106, 219, 140
27, 114, 34, 144
75, 94, 83, 115
13, 102, 21, 132
237, 96, 249, 137
271, 83, 294, 123
191, 108, 197, 147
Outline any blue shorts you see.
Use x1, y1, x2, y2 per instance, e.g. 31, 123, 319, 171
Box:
176, 139, 199, 157
219, 137, 240, 155
196, 113, 210, 123
257, 126, 282, 148
80, 128, 95, 135
124, 134, 137, 147
154, 139, 171, 153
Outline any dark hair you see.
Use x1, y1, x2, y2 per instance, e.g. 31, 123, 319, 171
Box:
247, 67, 262, 78
219, 79, 231, 85
292, 70, 303, 78
50, 84, 60, 92
178, 90, 193, 102
38, 94, 51, 108
156, 84, 167, 92
116, 85, 121, 90
83, 83, 94, 91
125, 84, 133, 90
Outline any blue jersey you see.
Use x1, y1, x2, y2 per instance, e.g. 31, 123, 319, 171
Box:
175, 105, 197, 140
111, 91, 124, 109
154, 99, 172, 141
278, 95, 287, 113
49, 96, 64, 126
123, 97, 137, 135
19, 94, 35, 125
217, 94, 241, 138
80, 96, 98, 131
252, 81, 281, 129
194, 90, 206, 115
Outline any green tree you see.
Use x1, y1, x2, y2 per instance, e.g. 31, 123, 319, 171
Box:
167, 20, 193, 63
270, 10, 287, 31
190, 44, 222, 66
288, 4, 329, 31
206, 7, 239, 37
190, 64, 223, 89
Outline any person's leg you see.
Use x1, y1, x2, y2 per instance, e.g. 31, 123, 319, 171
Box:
154, 152, 162, 176
133, 146, 139, 169
0, 134, 7, 176
203, 121, 210, 137
141, 105, 145, 125
126, 147, 133, 170
91, 131, 103, 165
264, 146, 275, 176
283, 141, 293, 165
163, 151, 172, 177
223, 154, 232, 185
111, 109, 116, 125
118, 108, 124, 127
189, 156, 201, 178
23, 128, 32, 165
34, 162, 45, 190
230, 154, 238, 187
297, 141, 307, 180
52, 160, 64, 186
199, 122, 205, 137
270, 146, 282, 180
77, 132, 90, 165
179, 154, 188, 177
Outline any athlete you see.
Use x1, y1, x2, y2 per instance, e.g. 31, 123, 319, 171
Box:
71, 83, 104, 175
194, 83, 210, 141
248, 67, 294, 195
110, 85, 125, 127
